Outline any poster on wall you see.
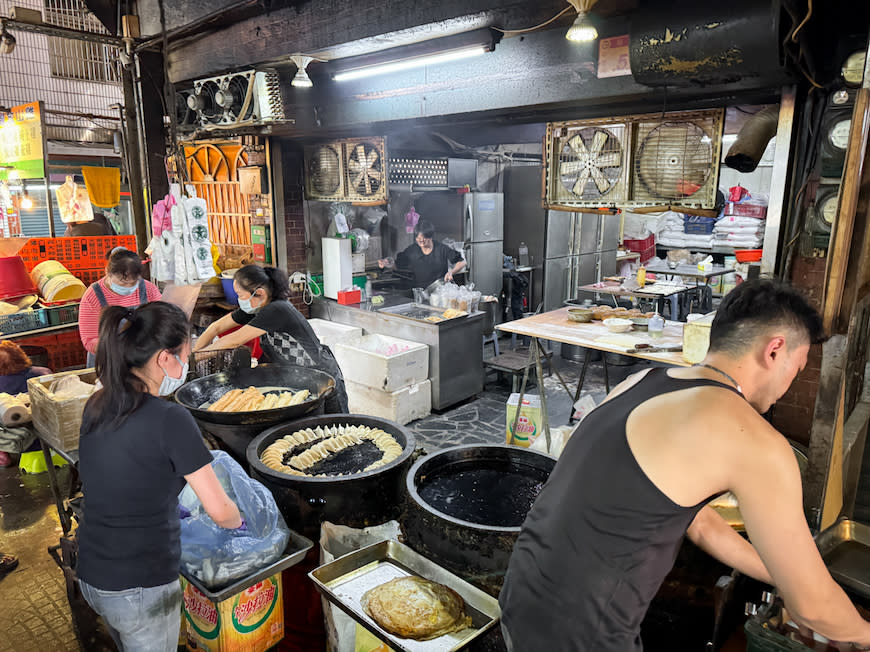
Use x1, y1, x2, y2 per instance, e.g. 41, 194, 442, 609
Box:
0, 101, 46, 181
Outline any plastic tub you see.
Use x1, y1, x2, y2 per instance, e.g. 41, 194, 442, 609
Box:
220, 276, 239, 305
0, 256, 37, 301
735, 249, 763, 263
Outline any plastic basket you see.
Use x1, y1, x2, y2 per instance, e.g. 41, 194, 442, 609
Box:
683, 216, 718, 235
52, 329, 86, 371
27, 368, 97, 453
45, 303, 80, 327
0, 309, 48, 335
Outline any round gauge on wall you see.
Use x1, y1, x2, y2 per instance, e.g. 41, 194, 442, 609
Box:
842, 50, 866, 86
829, 119, 851, 150
820, 193, 838, 227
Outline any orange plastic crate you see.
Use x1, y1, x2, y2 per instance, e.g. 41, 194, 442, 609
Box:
17, 236, 137, 271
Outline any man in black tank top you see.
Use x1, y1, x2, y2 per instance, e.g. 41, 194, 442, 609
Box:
500, 280, 870, 650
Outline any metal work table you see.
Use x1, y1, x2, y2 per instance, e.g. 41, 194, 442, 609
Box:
311, 293, 484, 410
496, 307, 688, 446
643, 262, 731, 283
578, 280, 693, 317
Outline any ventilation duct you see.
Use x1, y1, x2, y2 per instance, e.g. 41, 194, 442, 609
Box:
725, 105, 780, 173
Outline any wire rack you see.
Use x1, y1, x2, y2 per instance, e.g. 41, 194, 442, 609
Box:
0, 0, 122, 121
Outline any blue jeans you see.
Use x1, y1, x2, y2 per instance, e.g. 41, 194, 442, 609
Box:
79, 579, 182, 652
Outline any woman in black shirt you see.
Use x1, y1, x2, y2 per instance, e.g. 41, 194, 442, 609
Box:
193, 265, 349, 413
379, 220, 466, 289
77, 301, 242, 652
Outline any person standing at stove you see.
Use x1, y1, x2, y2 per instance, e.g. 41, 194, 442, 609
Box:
77, 301, 242, 652
193, 264, 349, 413
378, 220, 466, 289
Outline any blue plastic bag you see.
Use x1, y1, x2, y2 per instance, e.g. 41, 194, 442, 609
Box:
178, 450, 290, 589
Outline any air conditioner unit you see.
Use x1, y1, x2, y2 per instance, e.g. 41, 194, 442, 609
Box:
185, 70, 285, 128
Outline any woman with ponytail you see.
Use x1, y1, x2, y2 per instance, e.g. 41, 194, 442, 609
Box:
193, 264, 348, 413
77, 301, 242, 652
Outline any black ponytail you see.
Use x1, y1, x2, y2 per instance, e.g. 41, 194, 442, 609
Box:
81, 301, 190, 433
234, 264, 290, 301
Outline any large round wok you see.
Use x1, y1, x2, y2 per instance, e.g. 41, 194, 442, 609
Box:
175, 364, 335, 457
176, 364, 335, 425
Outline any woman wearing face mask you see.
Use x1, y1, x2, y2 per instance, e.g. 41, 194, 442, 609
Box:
193, 265, 349, 414
78, 247, 162, 366
77, 301, 242, 652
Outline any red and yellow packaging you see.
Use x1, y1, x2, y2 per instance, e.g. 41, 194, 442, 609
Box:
181, 573, 284, 651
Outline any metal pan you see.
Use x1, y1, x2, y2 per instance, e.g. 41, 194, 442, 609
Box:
174, 363, 335, 427
310, 539, 501, 652
181, 529, 313, 602
816, 519, 870, 599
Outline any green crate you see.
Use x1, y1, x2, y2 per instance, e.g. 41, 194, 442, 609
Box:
0, 309, 49, 335
45, 304, 80, 327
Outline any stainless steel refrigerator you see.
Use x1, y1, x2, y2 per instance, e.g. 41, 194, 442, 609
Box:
542, 211, 619, 312
413, 192, 504, 296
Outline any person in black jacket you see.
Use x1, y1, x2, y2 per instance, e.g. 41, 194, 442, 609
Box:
379, 220, 466, 289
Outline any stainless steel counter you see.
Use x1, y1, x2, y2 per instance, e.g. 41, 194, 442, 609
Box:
312, 295, 484, 410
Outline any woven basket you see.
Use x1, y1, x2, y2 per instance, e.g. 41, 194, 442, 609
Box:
27, 369, 97, 453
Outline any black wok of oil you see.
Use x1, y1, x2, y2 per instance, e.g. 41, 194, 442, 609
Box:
417, 462, 547, 527
284, 440, 384, 476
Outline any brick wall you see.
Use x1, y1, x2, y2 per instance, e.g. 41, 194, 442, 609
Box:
280, 142, 310, 317
769, 256, 827, 446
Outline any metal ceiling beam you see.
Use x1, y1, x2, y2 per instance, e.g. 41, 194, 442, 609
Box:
0, 17, 127, 47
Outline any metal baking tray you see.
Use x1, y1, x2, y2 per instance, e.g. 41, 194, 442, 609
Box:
181, 529, 313, 602
816, 519, 870, 599
309, 538, 501, 652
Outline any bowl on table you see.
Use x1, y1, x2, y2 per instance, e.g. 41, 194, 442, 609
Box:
567, 308, 593, 323
630, 317, 650, 331
603, 317, 633, 333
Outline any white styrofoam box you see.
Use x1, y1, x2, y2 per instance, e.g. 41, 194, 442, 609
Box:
346, 379, 431, 425
334, 334, 429, 392
307, 318, 363, 350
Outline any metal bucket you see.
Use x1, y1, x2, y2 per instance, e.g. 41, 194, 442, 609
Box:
480, 299, 500, 335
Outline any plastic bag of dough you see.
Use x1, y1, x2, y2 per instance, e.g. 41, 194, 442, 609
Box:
49, 375, 96, 399
55, 177, 95, 224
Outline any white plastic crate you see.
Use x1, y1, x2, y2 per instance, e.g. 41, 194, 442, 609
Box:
334, 334, 428, 392
307, 318, 363, 349
346, 379, 431, 425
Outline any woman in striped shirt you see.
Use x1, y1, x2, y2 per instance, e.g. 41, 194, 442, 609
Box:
78, 248, 162, 367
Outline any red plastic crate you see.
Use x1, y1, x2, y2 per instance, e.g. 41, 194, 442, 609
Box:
52, 329, 86, 370
624, 234, 656, 262
17, 236, 137, 272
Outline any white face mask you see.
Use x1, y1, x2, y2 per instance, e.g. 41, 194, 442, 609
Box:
238, 289, 262, 314
158, 354, 188, 396
110, 281, 138, 296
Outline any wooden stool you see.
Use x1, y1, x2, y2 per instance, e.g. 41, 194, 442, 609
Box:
483, 347, 552, 392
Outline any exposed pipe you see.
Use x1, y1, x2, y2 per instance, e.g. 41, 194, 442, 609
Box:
134, 0, 262, 53
724, 105, 780, 173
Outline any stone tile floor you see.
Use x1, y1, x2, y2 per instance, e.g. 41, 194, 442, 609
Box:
0, 340, 654, 651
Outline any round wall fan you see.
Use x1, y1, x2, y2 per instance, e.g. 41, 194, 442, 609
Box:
347, 142, 384, 197
217, 75, 255, 122
308, 145, 343, 196
636, 122, 713, 199
558, 127, 623, 199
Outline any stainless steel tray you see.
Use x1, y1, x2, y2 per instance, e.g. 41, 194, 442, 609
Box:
816, 519, 870, 599
182, 529, 313, 602
309, 539, 501, 652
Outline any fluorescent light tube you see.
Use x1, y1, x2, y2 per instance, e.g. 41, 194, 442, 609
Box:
334, 46, 487, 82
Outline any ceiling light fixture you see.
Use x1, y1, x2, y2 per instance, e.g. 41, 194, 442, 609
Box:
0, 24, 16, 55
565, 0, 599, 42
290, 54, 325, 88
334, 45, 487, 82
